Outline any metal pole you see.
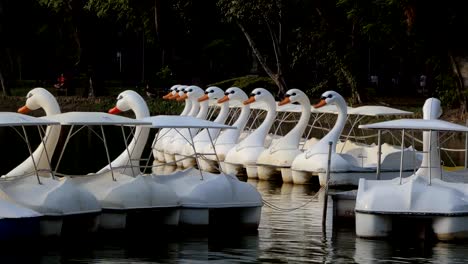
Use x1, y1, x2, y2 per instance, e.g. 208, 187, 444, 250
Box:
465, 119, 468, 168
37, 126, 55, 180
188, 128, 204, 180
322, 141, 333, 232
399, 129, 405, 185
121, 126, 135, 177
22, 126, 41, 184
101, 126, 116, 181
376, 130, 382, 180
429, 130, 432, 185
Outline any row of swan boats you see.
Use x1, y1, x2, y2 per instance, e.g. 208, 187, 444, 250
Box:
154, 84, 418, 187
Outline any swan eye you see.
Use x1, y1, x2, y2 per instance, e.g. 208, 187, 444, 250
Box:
230, 90, 235, 94
291, 93, 296, 96
117, 95, 123, 100
256, 92, 261, 95
188, 89, 193, 92
327, 94, 333, 98
210, 90, 214, 93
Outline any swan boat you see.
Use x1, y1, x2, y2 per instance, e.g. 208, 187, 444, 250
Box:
44, 111, 181, 231
223, 88, 278, 179
144, 116, 263, 230
153, 85, 190, 163
198, 87, 251, 173
179, 86, 230, 169
107, 90, 263, 230
355, 98, 468, 241
290, 91, 418, 186
0, 110, 101, 237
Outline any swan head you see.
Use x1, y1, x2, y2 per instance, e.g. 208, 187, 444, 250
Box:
278, 88, 309, 106
198, 86, 224, 102
244, 88, 274, 105
162, 84, 180, 100
18, 87, 59, 114
217, 87, 247, 104
313, 91, 345, 109
177, 85, 204, 102
423, 98, 442, 119
109, 90, 147, 115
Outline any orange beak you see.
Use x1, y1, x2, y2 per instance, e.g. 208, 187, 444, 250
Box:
162, 91, 173, 99
177, 93, 188, 101
218, 95, 230, 104
198, 94, 209, 102
18, 106, 30, 114
243, 96, 256, 105
172, 93, 180, 100
278, 97, 291, 106
109, 106, 122, 114
313, 99, 327, 109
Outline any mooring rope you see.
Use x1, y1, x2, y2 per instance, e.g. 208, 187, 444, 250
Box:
261, 184, 327, 212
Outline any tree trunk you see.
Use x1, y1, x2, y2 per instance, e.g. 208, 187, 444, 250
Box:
449, 53, 468, 116
0, 69, 7, 96
236, 21, 287, 95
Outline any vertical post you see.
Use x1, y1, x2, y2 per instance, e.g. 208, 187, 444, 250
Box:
22, 126, 41, 184
121, 126, 135, 177
399, 129, 405, 185
465, 120, 468, 169
429, 130, 432, 185
101, 126, 116, 181
188, 128, 204, 180
322, 141, 333, 232
376, 130, 382, 180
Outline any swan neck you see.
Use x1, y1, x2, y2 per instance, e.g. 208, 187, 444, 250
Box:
188, 101, 200, 117
322, 101, 347, 152
196, 100, 209, 119
233, 104, 251, 131
284, 102, 311, 142
180, 100, 191, 116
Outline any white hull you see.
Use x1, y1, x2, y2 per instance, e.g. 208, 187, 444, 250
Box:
355, 212, 468, 241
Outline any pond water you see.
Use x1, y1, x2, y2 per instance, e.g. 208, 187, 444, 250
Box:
3, 178, 468, 264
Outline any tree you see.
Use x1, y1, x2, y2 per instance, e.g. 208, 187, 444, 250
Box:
217, 0, 289, 96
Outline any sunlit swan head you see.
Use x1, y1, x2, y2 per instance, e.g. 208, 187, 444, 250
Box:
18, 87, 57, 113
177, 85, 204, 102
279, 88, 309, 106
198, 86, 224, 102
244, 88, 274, 105
313, 90, 345, 109
109, 90, 146, 114
162, 84, 180, 100
217, 87, 247, 104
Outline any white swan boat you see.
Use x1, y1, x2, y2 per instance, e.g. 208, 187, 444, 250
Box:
290, 90, 418, 186
106, 90, 263, 230
153, 85, 190, 163
355, 98, 468, 241
144, 115, 263, 230
198, 87, 251, 173
46, 111, 181, 231
0, 110, 101, 237
180, 86, 230, 169
223, 88, 278, 179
